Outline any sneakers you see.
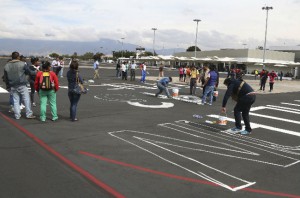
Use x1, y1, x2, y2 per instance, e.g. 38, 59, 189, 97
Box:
26, 115, 36, 119
20, 104, 25, 110
240, 130, 251, 135
9, 106, 14, 113
32, 102, 36, 107
229, 127, 242, 134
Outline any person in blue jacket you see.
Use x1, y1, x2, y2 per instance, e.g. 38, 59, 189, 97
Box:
155, 77, 172, 98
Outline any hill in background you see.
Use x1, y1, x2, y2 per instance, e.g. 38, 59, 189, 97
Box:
0, 38, 185, 56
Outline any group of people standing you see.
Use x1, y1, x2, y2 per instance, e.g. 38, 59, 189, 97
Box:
258, 69, 279, 92
115, 61, 146, 82
3, 51, 84, 122
158, 63, 256, 135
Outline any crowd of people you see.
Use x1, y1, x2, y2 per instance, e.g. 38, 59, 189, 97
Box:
2, 51, 84, 122
7, 52, 293, 135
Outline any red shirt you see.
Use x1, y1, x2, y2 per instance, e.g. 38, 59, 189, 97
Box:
34, 71, 59, 92
268, 72, 277, 83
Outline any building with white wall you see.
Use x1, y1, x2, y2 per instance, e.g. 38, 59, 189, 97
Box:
174, 49, 300, 78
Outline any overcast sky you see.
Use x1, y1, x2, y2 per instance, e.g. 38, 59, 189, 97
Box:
1, 0, 300, 51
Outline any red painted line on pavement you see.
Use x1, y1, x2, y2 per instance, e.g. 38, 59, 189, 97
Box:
79, 151, 300, 198
0, 113, 125, 198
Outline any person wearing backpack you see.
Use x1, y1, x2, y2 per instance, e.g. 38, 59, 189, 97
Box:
34, 61, 59, 122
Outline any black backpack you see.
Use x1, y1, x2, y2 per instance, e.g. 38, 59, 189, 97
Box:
39, 72, 54, 90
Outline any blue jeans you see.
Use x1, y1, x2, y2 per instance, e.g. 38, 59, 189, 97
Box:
156, 82, 171, 98
68, 91, 81, 121
141, 70, 146, 82
202, 85, 215, 104
11, 85, 33, 119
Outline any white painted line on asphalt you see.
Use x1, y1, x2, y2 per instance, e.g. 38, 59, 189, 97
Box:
266, 105, 300, 112
281, 102, 300, 107
0, 87, 9, 93
109, 130, 256, 192
161, 122, 300, 165
250, 106, 266, 111
207, 114, 300, 137
294, 100, 300, 102
142, 92, 202, 104
127, 101, 174, 108
249, 112, 300, 124
250, 105, 300, 114
175, 120, 300, 152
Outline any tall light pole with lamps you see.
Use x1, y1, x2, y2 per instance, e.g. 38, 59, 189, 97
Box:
121, 37, 125, 58
193, 19, 201, 59
262, 6, 273, 64
151, 28, 157, 56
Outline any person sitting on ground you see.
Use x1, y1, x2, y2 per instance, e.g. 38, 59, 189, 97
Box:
155, 77, 173, 98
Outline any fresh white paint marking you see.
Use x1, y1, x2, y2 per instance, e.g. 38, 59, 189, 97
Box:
127, 101, 174, 108
207, 114, 300, 137
281, 102, 300, 107
0, 87, 9, 93
109, 130, 256, 191
249, 112, 300, 124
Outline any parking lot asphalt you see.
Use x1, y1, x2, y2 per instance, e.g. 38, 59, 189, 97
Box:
1, 63, 300, 198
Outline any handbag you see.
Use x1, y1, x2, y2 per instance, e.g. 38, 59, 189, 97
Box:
72, 72, 87, 94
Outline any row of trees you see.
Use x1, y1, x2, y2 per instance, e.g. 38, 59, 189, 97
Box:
48, 45, 202, 60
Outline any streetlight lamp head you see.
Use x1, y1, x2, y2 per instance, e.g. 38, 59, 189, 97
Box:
193, 19, 201, 22
262, 6, 273, 10
152, 28, 157, 31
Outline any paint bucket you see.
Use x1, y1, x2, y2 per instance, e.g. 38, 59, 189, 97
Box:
213, 90, 218, 97
217, 113, 228, 125
172, 88, 179, 97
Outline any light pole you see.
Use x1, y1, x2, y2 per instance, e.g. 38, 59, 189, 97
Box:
262, 6, 273, 64
242, 43, 247, 49
193, 19, 201, 59
121, 37, 125, 58
151, 28, 157, 56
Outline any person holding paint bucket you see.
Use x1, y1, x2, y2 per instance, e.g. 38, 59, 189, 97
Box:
155, 77, 172, 98
221, 78, 256, 135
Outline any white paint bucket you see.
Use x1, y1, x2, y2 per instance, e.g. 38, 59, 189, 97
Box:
217, 114, 228, 125
213, 90, 218, 97
172, 88, 179, 97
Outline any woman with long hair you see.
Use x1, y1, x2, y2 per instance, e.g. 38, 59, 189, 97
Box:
67, 60, 83, 121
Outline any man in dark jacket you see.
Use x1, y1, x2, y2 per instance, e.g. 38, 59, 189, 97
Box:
221, 78, 256, 135
4, 51, 36, 119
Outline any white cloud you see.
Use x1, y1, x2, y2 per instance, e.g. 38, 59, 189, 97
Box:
1, 0, 300, 50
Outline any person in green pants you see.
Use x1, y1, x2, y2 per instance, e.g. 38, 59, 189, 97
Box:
34, 61, 59, 122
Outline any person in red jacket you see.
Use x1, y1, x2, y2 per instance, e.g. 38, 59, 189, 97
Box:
34, 61, 59, 122
268, 70, 278, 92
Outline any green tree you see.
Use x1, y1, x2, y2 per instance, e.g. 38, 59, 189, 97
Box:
186, 46, 201, 52
81, 52, 94, 60
140, 51, 153, 56
113, 50, 136, 59
49, 53, 60, 58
